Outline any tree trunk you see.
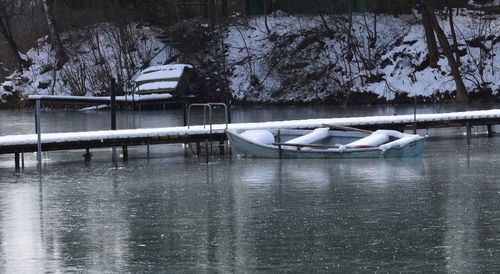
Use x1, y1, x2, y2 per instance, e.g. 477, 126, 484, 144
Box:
426, 5, 468, 103
0, 15, 29, 70
346, 0, 353, 62
420, 0, 439, 68
221, 0, 228, 17
448, 7, 461, 66
42, 0, 67, 69
263, 0, 271, 34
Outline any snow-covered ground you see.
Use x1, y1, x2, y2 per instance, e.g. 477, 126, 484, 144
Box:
225, 10, 500, 102
1, 10, 499, 105
1, 23, 171, 100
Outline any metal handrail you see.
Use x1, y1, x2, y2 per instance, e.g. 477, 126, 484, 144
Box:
187, 103, 229, 156
187, 103, 229, 130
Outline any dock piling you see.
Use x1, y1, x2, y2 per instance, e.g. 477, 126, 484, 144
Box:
183, 102, 188, 127
487, 125, 494, 137
466, 123, 472, 145
205, 140, 209, 163
122, 146, 128, 161
413, 96, 417, 134
110, 78, 117, 131
35, 99, 42, 169
14, 153, 20, 170
83, 148, 92, 161
112, 147, 117, 165
219, 140, 225, 155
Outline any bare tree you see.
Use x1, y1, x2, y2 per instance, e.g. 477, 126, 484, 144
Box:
447, 6, 461, 65
0, 0, 30, 69
263, 0, 271, 34
346, 0, 353, 62
420, 0, 439, 68
424, 2, 468, 103
41, 0, 67, 69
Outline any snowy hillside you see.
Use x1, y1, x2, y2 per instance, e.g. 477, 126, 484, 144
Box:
1, 10, 499, 106
1, 23, 170, 100
225, 11, 500, 103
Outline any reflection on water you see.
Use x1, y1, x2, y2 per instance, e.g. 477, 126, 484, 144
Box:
1, 105, 500, 272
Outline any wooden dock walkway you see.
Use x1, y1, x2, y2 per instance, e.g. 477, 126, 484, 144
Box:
1, 109, 500, 166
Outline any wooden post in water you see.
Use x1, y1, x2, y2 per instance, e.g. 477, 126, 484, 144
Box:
83, 148, 92, 161
205, 140, 209, 163
110, 78, 117, 165
227, 101, 232, 124
110, 78, 117, 130
466, 123, 472, 145
413, 96, 417, 134
35, 99, 42, 169
277, 130, 282, 159
487, 125, 494, 138
14, 153, 20, 170
122, 146, 128, 161
183, 101, 188, 127
196, 142, 201, 156
219, 140, 225, 155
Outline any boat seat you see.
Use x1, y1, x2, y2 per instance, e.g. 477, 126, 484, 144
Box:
379, 134, 422, 152
283, 128, 329, 150
344, 130, 404, 148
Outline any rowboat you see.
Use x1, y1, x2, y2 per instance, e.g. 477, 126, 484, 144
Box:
226, 126, 424, 159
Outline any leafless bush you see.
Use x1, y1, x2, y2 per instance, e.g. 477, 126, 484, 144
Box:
60, 23, 164, 96
237, 14, 410, 101
460, 12, 500, 91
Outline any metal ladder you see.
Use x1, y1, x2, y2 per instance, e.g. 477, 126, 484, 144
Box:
187, 103, 229, 157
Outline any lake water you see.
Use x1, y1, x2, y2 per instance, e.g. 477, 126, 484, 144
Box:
1, 104, 500, 272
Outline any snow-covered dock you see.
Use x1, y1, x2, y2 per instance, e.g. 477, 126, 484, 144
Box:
28, 94, 176, 105
1, 109, 500, 166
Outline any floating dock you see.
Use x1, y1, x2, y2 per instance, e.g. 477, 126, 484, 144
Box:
1, 109, 499, 167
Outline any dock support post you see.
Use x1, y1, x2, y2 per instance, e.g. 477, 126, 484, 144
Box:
196, 142, 201, 156
219, 140, 225, 155
110, 78, 117, 165
183, 101, 188, 127
205, 140, 209, 163
146, 142, 150, 159
14, 153, 20, 170
83, 148, 92, 162
277, 130, 283, 159
21, 153, 24, 169
110, 78, 117, 131
122, 146, 128, 161
112, 147, 117, 166
227, 102, 232, 124
35, 99, 42, 170
466, 123, 472, 145
487, 125, 494, 138
413, 97, 417, 134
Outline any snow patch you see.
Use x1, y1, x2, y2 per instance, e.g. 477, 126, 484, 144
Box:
284, 127, 329, 150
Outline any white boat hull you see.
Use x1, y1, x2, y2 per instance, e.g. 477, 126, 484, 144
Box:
226, 129, 424, 159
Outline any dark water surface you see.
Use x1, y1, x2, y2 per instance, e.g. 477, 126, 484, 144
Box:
1, 105, 500, 272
